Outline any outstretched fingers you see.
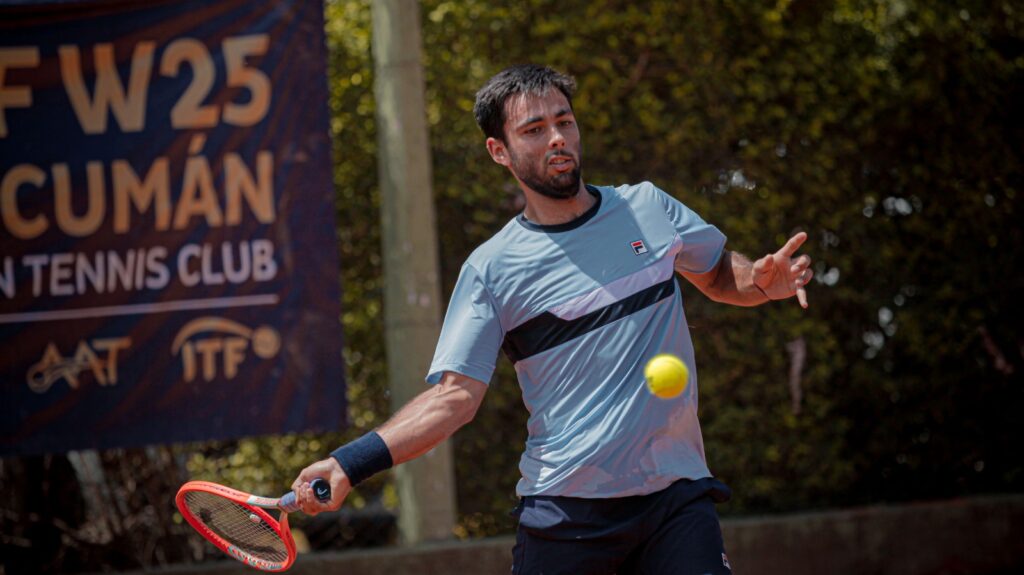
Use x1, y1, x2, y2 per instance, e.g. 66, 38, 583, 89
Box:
781, 233, 810, 308
794, 268, 813, 308
751, 233, 812, 307
778, 231, 808, 258
790, 254, 811, 275
796, 286, 808, 308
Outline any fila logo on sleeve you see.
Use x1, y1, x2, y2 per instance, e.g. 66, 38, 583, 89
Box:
630, 240, 648, 255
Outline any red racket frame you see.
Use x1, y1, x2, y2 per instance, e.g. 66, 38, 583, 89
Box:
176, 481, 297, 572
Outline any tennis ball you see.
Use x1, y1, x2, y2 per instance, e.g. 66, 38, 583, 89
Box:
644, 354, 689, 399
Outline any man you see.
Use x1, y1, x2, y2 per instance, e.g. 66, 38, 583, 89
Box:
293, 64, 812, 574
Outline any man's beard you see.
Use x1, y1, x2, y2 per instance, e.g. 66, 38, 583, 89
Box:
509, 148, 582, 200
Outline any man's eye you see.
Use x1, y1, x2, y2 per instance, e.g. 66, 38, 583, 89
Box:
524, 127, 541, 135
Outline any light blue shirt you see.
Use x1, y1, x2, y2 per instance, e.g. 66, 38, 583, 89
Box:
427, 182, 727, 497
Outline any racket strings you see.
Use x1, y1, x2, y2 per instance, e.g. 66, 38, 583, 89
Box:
183, 491, 288, 563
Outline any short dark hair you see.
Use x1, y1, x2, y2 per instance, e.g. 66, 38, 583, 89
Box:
473, 64, 577, 141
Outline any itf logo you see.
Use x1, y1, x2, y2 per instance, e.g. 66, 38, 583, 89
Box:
171, 317, 280, 382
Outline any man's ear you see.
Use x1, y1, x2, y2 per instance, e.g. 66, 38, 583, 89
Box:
486, 137, 511, 167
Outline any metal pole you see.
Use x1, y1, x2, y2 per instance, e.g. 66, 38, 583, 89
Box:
370, 0, 457, 544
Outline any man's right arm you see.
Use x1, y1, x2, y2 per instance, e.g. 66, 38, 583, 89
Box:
291, 371, 487, 514
378, 371, 487, 464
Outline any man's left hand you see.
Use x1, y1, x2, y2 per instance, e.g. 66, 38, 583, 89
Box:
752, 232, 813, 308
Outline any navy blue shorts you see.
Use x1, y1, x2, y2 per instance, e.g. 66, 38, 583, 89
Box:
511, 477, 733, 575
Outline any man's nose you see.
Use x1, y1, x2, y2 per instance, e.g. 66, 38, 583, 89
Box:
548, 126, 566, 148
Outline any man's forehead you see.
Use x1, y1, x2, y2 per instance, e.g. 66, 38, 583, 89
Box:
504, 89, 572, 125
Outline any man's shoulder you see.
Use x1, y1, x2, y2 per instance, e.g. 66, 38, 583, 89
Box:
609, 181, 664, 202
463, 216, 525, 269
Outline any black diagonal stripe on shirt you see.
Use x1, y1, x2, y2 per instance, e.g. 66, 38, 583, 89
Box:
501, 276, 678, 364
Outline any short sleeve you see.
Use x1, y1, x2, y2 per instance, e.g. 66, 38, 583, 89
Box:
426, 262, 504, 385
651, 184, 727, 273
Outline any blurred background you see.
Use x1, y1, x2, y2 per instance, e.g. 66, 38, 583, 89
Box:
1, 0, 1022, 573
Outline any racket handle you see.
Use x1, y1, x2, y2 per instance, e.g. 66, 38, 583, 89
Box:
311, 478, 332, 502
279, 478, 332, 513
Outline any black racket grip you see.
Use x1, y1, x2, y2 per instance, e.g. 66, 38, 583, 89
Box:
310, 478, 332, 502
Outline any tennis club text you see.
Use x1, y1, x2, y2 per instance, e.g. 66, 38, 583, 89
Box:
1, 240, 277, 298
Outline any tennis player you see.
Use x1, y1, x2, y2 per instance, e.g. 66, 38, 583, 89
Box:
293, 64, 812, 574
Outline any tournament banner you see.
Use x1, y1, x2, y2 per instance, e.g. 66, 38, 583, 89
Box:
0, 0, 345, 455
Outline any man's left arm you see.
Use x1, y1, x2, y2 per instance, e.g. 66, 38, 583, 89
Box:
679, 232, 813, 308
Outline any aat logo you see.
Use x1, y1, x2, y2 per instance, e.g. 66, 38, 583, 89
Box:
25, 338, 131, 393
171, 317, 280, 382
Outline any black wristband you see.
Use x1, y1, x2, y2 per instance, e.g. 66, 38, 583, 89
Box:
331, 431, 393, 486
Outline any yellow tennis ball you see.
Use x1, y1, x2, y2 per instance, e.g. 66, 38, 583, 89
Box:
644, 354, 689, 399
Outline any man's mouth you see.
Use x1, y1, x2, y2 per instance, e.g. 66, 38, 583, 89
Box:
548, 155, 574, 171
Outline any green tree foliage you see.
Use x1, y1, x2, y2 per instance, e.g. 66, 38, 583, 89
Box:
194, 0, 1024, 540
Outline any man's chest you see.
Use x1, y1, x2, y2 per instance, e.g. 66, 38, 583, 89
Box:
491, 207, 679, 330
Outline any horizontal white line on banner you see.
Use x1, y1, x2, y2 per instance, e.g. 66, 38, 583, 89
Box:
0, 294, 281, 324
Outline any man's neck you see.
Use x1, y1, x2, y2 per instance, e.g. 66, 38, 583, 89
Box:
521, 182, 595, 226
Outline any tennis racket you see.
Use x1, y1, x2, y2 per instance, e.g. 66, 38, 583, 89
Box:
175, 478, 331, 571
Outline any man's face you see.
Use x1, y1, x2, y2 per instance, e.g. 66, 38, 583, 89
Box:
489, 89, 583, 199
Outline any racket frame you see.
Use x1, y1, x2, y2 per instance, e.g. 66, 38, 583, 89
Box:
176, 481, 297, 572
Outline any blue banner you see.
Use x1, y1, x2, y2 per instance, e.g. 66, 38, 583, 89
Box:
0, 0, 345, 455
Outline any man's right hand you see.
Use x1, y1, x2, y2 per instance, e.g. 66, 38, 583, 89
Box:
291, 457, 352, 515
